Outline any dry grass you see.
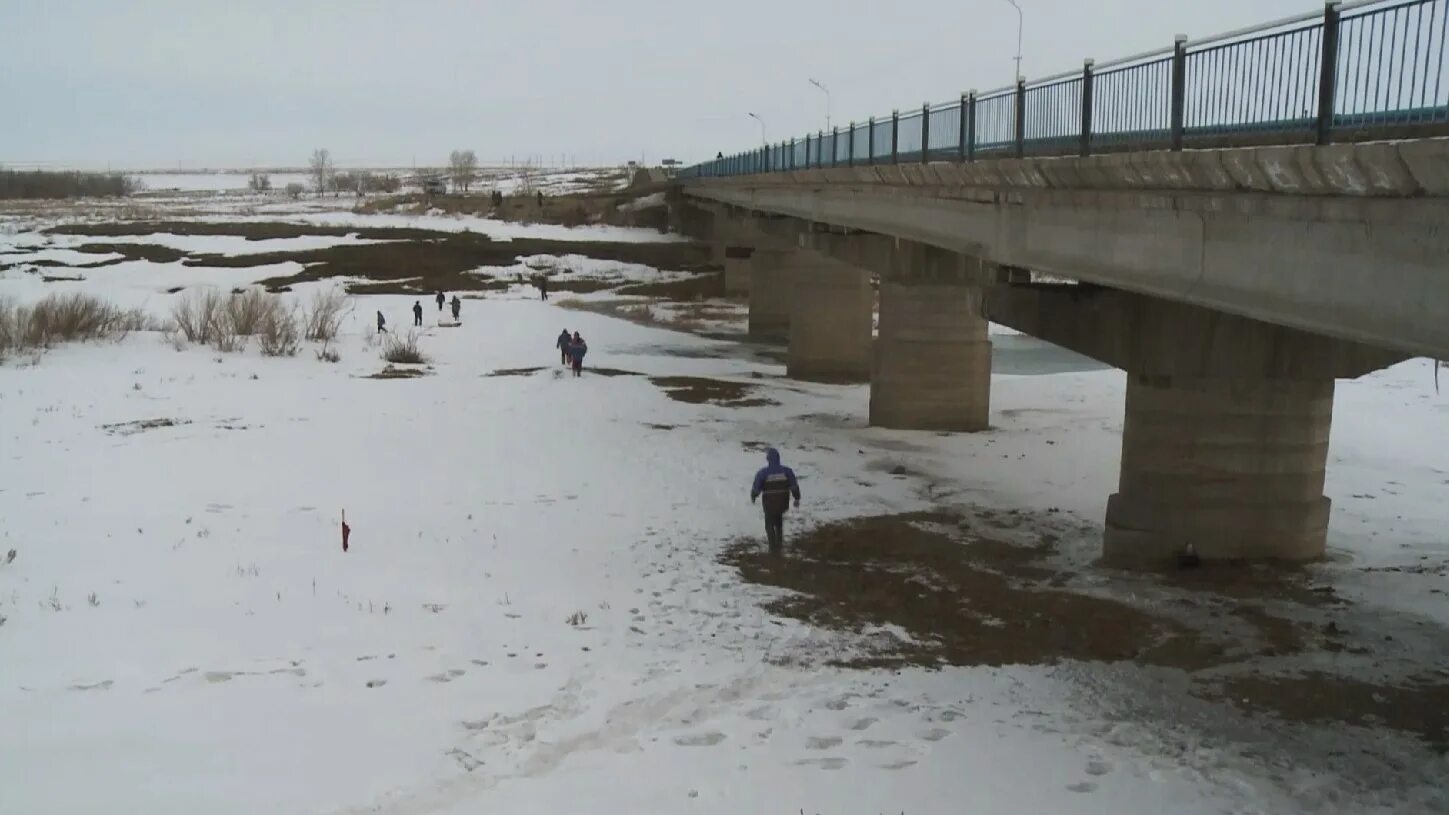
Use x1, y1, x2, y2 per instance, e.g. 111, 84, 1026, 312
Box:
302, 287, 348, 341
223, 288, 281, 336
381, 331, 428, 364
0, 293, 157, 361
257, 308, 300, 357
171, 289, 226, 344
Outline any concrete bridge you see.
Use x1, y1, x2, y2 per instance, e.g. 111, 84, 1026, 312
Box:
669, 0, 1449, 567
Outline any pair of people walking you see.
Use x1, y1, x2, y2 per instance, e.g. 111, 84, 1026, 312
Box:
555, 328, 587, 375
414, 295, 461, 326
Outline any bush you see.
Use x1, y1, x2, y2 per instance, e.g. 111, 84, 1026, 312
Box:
285, 183, 305, 200
316, 344, 341, 363
302, 287, 347, 341
172, 289, 226, 343
0, 293, 159, 361
380, 331, 428, 364
257, 308, 300, 356
248, 173, 272, 192
224, 287, 284, 335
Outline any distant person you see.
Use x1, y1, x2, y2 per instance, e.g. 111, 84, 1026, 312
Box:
750, 448, 801, 554
412, 300, 423, 327
435, 291, 446, 312
376, 311, 387, 335
538, 276, 549, 301
556, 328, 572, 365
450, 295, 461, 321
569, 331, 587, 377
536, 191, 544, 208
716, 151, 724, 160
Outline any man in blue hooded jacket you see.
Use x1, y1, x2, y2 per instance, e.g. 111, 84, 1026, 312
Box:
751, 448, 801, 553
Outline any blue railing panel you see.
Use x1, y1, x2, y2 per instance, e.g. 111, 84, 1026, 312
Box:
685, 0, 1449, 177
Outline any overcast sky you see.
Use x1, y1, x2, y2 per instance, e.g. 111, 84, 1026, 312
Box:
1, 0, 1323, 170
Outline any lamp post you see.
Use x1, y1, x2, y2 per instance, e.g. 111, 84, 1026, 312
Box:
1004, 0, 1023, 82
808, 78, 831, 132
747, 112, 767, 147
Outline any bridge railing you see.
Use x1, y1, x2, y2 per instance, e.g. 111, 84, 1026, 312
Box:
681, 0, 1449, 179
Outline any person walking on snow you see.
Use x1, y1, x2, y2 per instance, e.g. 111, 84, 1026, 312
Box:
412, 300, 423, 327
569, 331, 587, 377
376, 310, 387, 334
556, 328, 572, 365
450, 295, 461, 321
435, 291, 446, 312
751, 448, 801, 554
538, 275, 549, 301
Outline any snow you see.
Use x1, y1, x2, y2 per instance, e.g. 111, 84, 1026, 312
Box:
131, 173, 313, 193
2, 200, 1448, 815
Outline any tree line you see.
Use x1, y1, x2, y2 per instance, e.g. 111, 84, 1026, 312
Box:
0, 169, 139, 200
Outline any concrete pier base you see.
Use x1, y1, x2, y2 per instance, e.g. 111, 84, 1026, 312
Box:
1104, 374, 1334, 566
748, 249, 792, 341
870, 281, 991, 430
787, 254, 874, 381
724, 247, 752, 295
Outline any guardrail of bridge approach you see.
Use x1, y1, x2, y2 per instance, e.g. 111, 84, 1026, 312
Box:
681, 0, 1449, 178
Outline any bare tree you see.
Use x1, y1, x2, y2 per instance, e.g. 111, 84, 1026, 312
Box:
284, 182, 305, 200
309, 149, 333, 196
248, 173, 272, 193
448, 149, 478, 193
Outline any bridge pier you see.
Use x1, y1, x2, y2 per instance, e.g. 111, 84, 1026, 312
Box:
986, 284, 1404, 566
723, 247, 751, 295
787, 253, 873, 382
747, 249, 793, 341
1104, 374, 1334, 565
870, 247, 993, 430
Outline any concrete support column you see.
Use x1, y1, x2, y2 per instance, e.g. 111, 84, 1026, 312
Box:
747, 249, 793, 341
787, 253, 874, 382
871, 281, 991, 430
1104, 374, 1334, 566
724, 247, 752, 295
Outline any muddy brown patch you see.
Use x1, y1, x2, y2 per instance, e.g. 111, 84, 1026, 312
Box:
366, 365, 430, 380
722, 513, 1223, 670
650, 376, 778, 407
1203, 673, 1449, 753
100, 418, 191, 436
485, 367, 546, 378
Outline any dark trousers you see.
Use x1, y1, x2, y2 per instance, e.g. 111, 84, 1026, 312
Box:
764, 510, 785, 553
414, 314, 422, 326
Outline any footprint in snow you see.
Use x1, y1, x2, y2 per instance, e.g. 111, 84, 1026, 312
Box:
847, 717, 878, 731
857, 739, 898, 749
805, 736, 843, 750
674, 732, 726, 747
1085, 759, 1112, 776
68, 679, 113, 691
880, 760, 917, 770
1067, 781, 1099, 794
794, 757, 848, 770
919, 728, 950, 742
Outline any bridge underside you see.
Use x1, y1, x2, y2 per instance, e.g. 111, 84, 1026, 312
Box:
675, 141, 1444, 567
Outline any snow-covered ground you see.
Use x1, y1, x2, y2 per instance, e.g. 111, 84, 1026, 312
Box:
2, 199, 1448, 815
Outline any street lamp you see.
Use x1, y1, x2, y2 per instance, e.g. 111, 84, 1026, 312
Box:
1003, 0, 1023, 82
748, 112, 767, 147
808, 78, 831, 132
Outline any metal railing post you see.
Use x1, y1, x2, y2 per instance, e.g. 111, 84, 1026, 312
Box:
1316, 1, 1342, 145
817, 131, 825, 168
967, 91, 977, 162
867, 117, 875, 165
1014, 79, 1026, 158
848, 123, 855, 167
831, 127, 839, 167
1080, 59, 1095, 157
891, 110, 900, 164
920, 103, 931, 163
957, 93, 969, 161
1170, 34, 1188, 150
